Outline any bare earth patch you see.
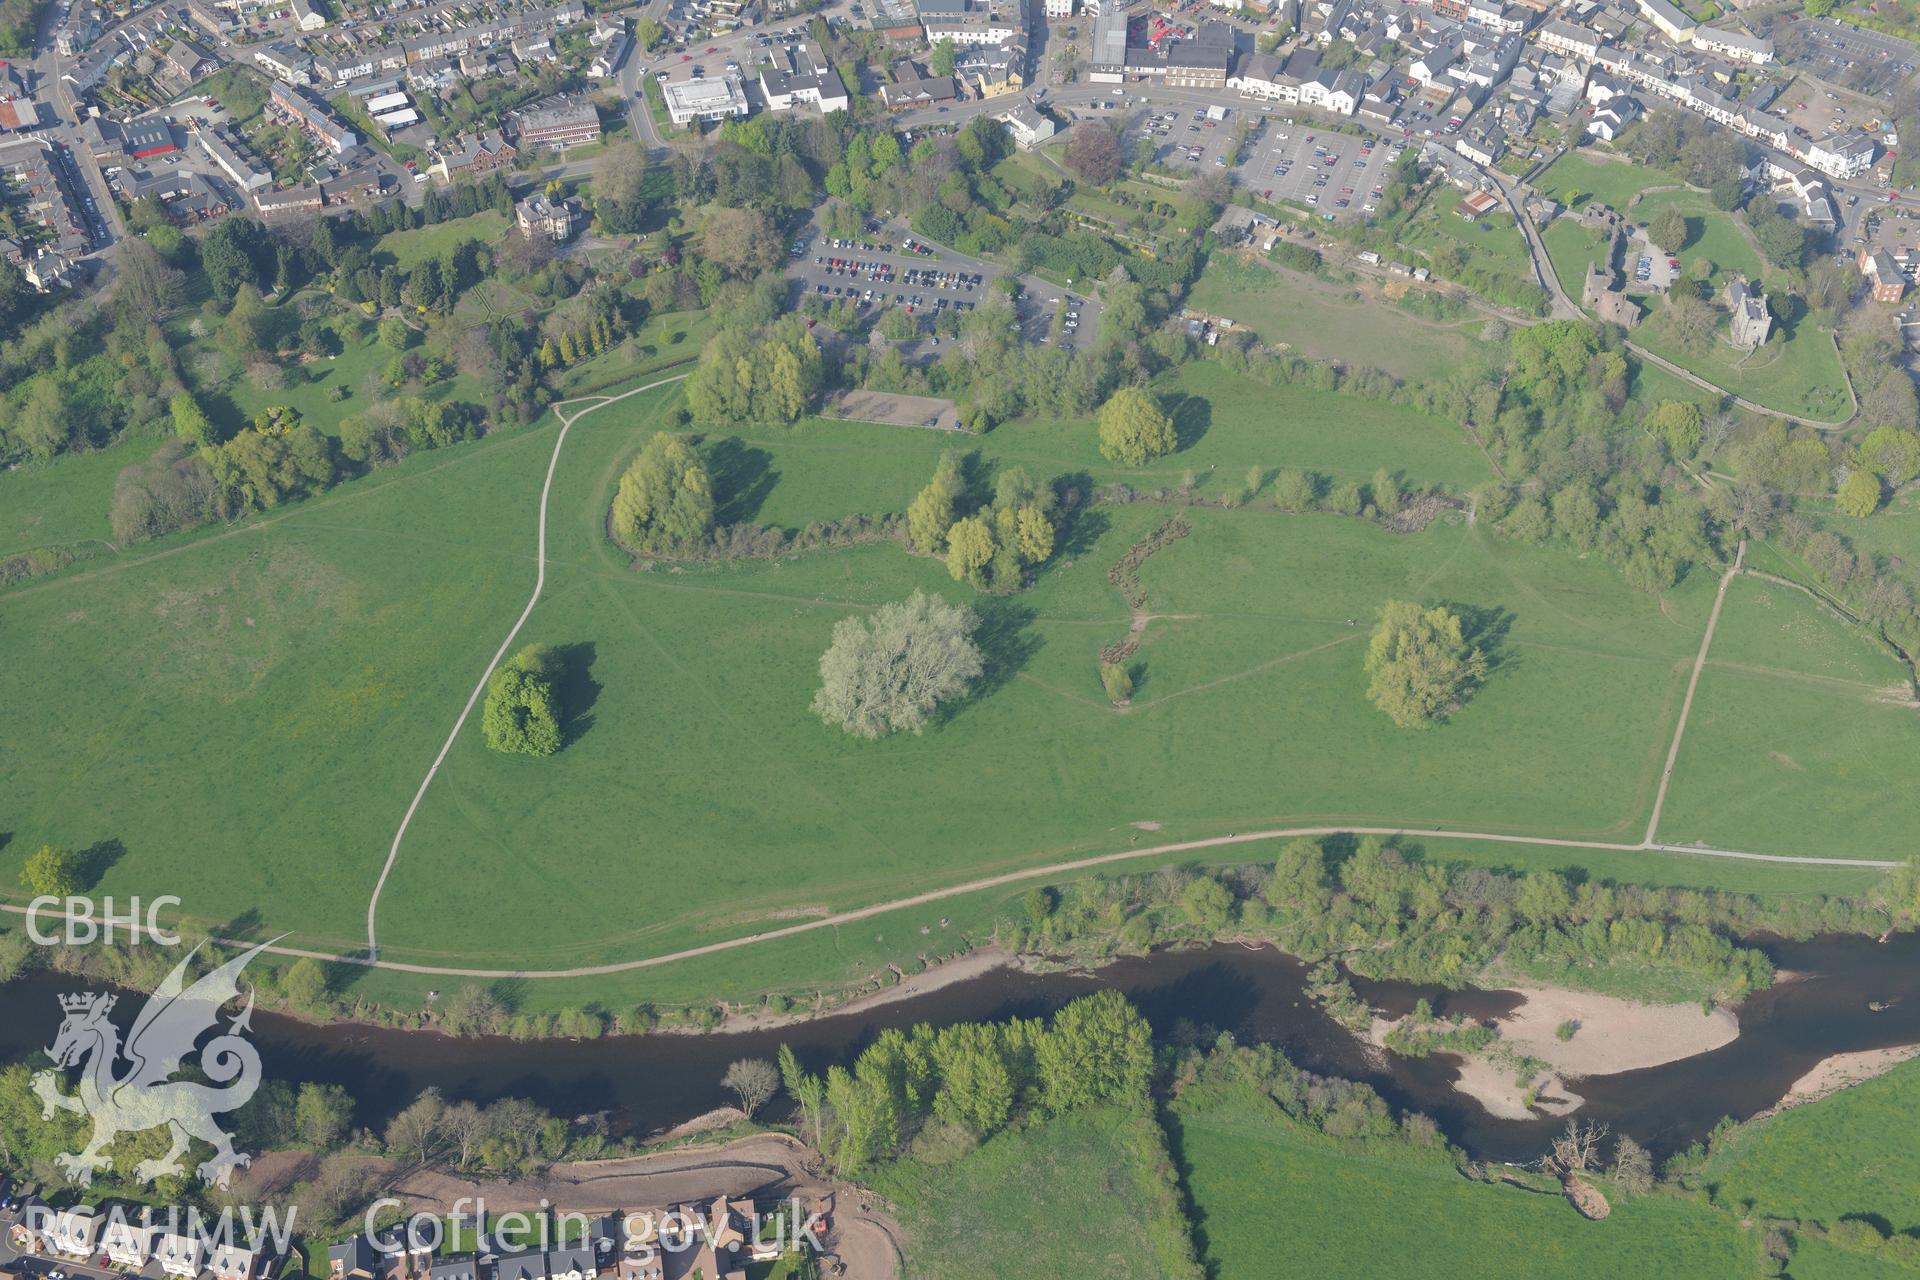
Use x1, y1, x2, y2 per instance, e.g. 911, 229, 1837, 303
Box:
826, 389, 959, 431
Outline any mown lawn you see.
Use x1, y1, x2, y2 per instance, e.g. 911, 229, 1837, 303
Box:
1631, 308, 1852, 422
1536, 150, 1682, 211
376, 210, 510, 271
873, 1105, 1194, 1280
1657, 575, 1920, 857
1700, 1058, 1920, 1232
1172, 1084, 1763, 1280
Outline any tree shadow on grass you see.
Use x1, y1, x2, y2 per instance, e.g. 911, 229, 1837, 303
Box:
1163, 392, 1212, 452
76, 838, 126, 890
1051, 471, 1108, 560
1437, 601, 1517, 676
946, 599, 1041, 721
704, 437, 778, 526
554, 641, 602, 748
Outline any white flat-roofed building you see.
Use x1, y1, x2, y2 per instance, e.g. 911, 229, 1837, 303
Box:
662, 74, 750, 125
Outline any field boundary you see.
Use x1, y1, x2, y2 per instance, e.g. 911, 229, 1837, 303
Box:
362, 373, 690, 960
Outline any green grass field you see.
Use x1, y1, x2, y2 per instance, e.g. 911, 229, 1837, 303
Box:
1184, 259, 1485, 382
1657, 575, 1920, 857
377, 211, 510, 271
1, 431, 157, 556
0, 354, 1894, 999
874, 1105, 1194, 1280
1631, 309, 1851, 422
1171, 1084, 1762, 1279
1700, 1058, 1920, 1232
1536, 151, 1682, 212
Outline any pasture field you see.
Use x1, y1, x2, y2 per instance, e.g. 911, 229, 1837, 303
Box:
1170, 1084, 1761, 1279
873, 1104, 1193, 1280
1699, 1058, 1920, 1232
0, 356, 1892, 999
372, 370, 1713, 967
1184, 258, 1483, 382
1656, 575, 1920, 857
1, 431, 153, 557
0, 405, 579, 950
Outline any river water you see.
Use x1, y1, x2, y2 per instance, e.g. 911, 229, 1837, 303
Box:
3, 932, 1917, 1163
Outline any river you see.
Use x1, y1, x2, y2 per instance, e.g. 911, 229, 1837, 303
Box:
3, 932, 1918, 1163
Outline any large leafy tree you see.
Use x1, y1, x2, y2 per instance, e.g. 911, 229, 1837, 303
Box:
812, 592, 984, 739
1363, 600, 1489, 729
481, 645, 565, 756
1097, 387, 1176, 466
611, 432, 715, 554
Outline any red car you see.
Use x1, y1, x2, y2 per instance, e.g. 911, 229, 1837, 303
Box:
706, 45, 717, 52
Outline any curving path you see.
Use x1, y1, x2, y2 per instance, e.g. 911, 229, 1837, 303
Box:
362, 375, 690, 961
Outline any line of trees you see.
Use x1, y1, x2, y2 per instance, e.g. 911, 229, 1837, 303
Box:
775, 989, 1154, 1176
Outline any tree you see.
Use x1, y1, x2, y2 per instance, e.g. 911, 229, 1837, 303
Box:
1363, 600, 1489, 729
1065, 122, 1122, 185
721, 1058, 780, 1118
378, 316, 413, 350
778, 1044, 826, 1149
1034, 990, 1154, 1114
1610, 1135, 1654, 1196
481, 644, 565, 757
1097, 387, 1177, 466
294, 1083, 354, 1151
1647, 206, 1687, 253
1547, 1118, 1609, 1177
282, 957, 330, 1008
384, 1090, 445, 1165
611, 432, 715, 553
931, 36, 957, 75
1647, 399, 1703, 456
698, 207, 780, 278
944, 515, 995, 585
21, 844, 79, 897
907, 451, 964, 554
170, 392, 216, 446
593, 140, 652, 232
812, 592, 984, 739
1837, 467, 1883, 518
1100, 661, 1132, 704
116, 238, 184, 325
